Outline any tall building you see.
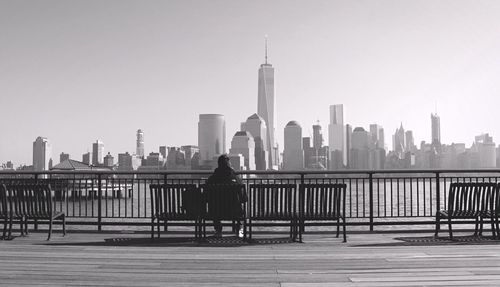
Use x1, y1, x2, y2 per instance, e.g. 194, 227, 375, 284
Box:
257, 37, 278, 169
229, 131, 256, 170
393, 123, 406, 159
405, 130, 415, 152
350, 127, 369, 169
283, 121, 304, 170
159, 146, 167, 159
181, 145, 199, 167
475, 133, 496, 168
345, 124, 352, 169
313, 123, 323, 150
33, 136, 52, 172
92, 140, 104, 166
431, 113, 441, 146
369, 124, 385, 150
328, 104, 344, 169
198, 114, 226, 165
242, 113, 268, 170
103, 152, 114, 167
59, 152, 70, 163
136, 129, 144, 158
82, 152, 91, 165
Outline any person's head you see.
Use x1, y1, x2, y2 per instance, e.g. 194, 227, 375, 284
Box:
217, 154, 231, 169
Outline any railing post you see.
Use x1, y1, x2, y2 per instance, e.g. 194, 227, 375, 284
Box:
97, 173, 102, 232
369, 173, 374, 232
34, 173, 39, 231
435, 172, 440, 217
163, 173, 168, 232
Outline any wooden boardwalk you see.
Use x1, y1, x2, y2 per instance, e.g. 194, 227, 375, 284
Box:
1, 229, 500, 286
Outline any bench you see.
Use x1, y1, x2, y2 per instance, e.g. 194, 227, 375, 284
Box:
201, 183, 247, 239
247, 183, 299, 241
435, 182, 498, 240
2, 183, 66, 240
298, 183, 347, 242
149, 184, 203, 240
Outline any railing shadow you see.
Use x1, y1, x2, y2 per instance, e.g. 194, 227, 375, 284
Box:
353, 235, 500, 247
41, 236, 298, 247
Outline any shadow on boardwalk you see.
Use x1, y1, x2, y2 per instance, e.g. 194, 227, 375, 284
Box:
354, 235, 500, 247
42, 236, 298, 247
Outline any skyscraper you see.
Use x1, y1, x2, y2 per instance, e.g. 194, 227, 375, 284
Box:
59, 152, 70, 163
92, 140, 104, 166
329, 104, 344, 169
229, 131, 256, 170
258, 37, 278, 169
350, 127, 369, 170
198, 114, 226, 165
393, 123, 406, 159
283, 121, 304, 170
136, 129, 144, 158
431, 113, 441, 146
313, 123, 323, 150
242, 113, 268, 170
33, 136, 52, 172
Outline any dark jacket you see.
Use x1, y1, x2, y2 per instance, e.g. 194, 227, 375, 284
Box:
206, 167, 247, 203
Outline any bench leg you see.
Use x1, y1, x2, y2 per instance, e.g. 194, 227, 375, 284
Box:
298, 219, 303, 243
248, 219, 252, 241
7, 216, 13, 239
474, 217, 480, 236
342, 218, 347, 243
434, 213, 440, 238
151, 217, 155, 240
62, 214, 66, 236
47, 218, 53, 241
447, 217, 454, 241
336, 218, 340, 238
494, 214, 500, 239
490, 216, 496, 238
243, 220, 247, 241
1, 218, 6, 240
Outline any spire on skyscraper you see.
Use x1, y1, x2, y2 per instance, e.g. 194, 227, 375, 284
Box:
265, 35, 268, 64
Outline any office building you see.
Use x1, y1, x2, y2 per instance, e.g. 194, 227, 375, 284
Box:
103, 152, 114, 167
136, 129, 144, 158
283, 121, 304, 170
59, 152, 70, 163
159, 146, 167, 159
92, 140, 104, 166
350, 127, 369, 169
242, 113, 268, 170
198, 114, 226, 165
33, 136, 52, 172
82, 152, 91, 165
431, 113, 441, 146
229, 131, 256, 170
329, 104, 344, 169
475, 133, 496, 168
257, 38, 278, 169
393, 123, 406, 159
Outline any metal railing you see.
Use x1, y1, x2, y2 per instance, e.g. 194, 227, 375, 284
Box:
1, 169, 499, 231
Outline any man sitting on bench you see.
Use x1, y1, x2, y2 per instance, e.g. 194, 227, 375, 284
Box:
206, 154, 247, 238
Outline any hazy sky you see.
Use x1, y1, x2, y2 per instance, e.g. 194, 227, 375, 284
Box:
2, 0, 500, 165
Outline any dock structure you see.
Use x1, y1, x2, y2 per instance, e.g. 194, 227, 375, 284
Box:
1, 230, 499, 286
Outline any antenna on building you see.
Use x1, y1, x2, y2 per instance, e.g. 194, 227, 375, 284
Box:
265, 35, 268, 64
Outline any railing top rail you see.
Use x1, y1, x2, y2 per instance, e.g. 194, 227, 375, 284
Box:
2, 168, 500, 176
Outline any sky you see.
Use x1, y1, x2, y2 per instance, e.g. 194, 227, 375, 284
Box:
2, 0, 500, 166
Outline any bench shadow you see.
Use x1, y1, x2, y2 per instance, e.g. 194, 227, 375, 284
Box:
42, 236, 297, 247
353, 235, 500, 247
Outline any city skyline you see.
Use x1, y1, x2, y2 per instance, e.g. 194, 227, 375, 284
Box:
3, 1, 500, 165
